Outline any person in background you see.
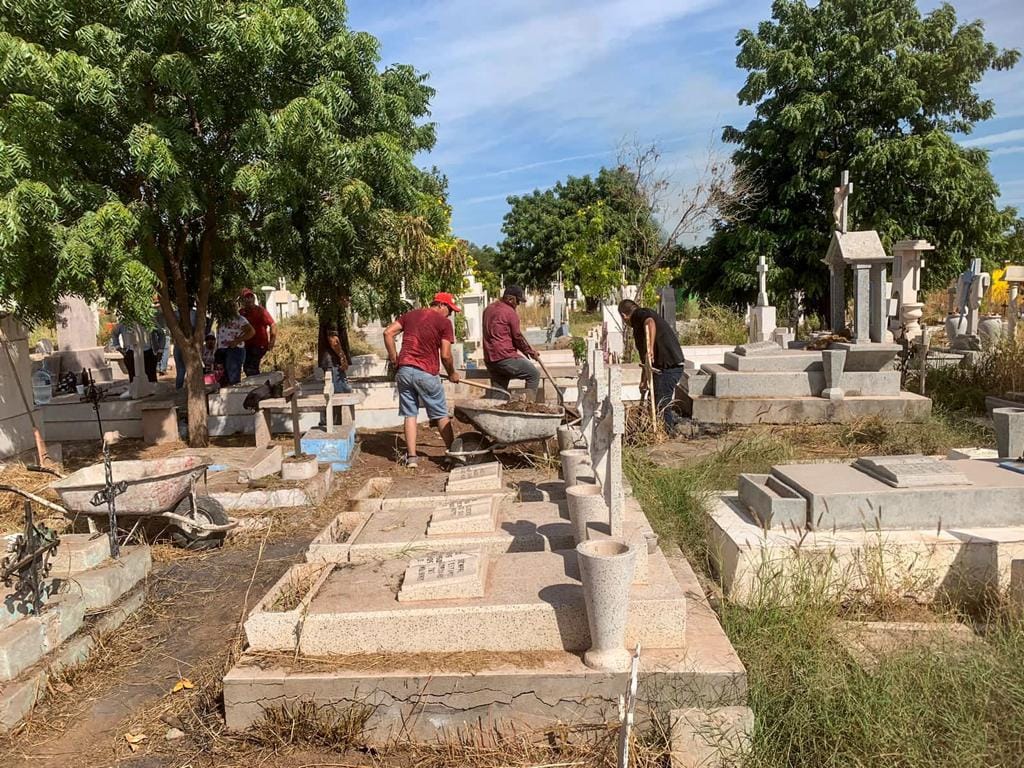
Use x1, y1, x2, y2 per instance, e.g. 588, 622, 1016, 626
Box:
201, 333, 217, 372
383, 293, 462, 467
482, 285, 540, 398
215, 310, 254, 385
318, 292, 353, 393
239, 288, 276, 376
111, 321, 157, 383
617, 299, 686, 434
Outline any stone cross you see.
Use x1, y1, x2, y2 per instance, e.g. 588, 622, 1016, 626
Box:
833, 170, 853, 234
756, 254, 769, 307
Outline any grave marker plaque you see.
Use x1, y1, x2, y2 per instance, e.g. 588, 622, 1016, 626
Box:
853, 455, 972, 488
397, 551, 488, 602
427, 496, 498, 535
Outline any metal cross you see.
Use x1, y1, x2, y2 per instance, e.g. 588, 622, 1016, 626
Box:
2, 501, 60, 616
90, 441, 127, 558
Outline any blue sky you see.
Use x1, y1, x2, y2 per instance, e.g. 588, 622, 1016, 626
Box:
347, 0, 1024, 247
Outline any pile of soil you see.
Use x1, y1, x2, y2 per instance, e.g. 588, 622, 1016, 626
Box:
492, 400, 562, 415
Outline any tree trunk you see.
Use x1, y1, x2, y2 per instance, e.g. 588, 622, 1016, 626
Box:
181, 338, 209, 447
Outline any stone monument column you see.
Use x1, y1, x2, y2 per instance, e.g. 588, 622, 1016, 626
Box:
851, 264, 871, 343
869, 263, 887, 343
829, 263, 846, 333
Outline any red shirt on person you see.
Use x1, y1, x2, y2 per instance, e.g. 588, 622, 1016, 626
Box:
396, 308, 454, 376
482, 299, 536, 365
240, 306, 275, 349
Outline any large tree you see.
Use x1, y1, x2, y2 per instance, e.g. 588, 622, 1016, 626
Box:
496, 167, 649, 291
683, 0, 1020, 312
0, 0, 439, 445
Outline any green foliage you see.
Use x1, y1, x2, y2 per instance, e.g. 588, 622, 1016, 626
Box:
496, 167, 653, 290
561, 201, 622, 301
0, 1, 445, 442
684, 0, 1020, 311
467, 241, 501, 298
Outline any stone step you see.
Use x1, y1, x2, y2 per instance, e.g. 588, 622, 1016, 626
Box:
684, 392, 932, 424
723, 350, 822, 372
0, 592, 84, 682
707, 367, 900, 398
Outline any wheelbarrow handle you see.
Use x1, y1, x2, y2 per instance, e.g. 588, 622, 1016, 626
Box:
443, 376, 512, 400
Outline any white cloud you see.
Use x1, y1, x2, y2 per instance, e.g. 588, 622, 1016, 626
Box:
961, 128, 1024, 148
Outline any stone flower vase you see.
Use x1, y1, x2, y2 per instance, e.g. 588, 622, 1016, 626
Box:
979, 315, 1004, 347
556, 425, 584, 453
945, 313, 968, 340
577, 539, 637, 672
560, 448, 594, 487
566, 484, 607, 544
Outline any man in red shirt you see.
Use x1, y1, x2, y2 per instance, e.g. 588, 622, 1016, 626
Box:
239, 288, 277, 376
383, 293, 462, 467
482, 285, 540, 398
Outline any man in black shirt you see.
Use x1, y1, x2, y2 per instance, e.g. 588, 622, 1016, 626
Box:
318, 293, 353, 394
618, 299, 685, 433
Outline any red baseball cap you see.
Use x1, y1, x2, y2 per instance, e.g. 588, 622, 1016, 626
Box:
240, 288, 255, 298
432, 292, 461, 313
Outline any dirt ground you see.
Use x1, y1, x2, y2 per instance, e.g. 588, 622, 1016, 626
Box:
0, 427, 560, 767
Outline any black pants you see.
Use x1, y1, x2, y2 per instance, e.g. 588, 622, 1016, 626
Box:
486, 357, 540, 392
123, 348, 158, 383
244, 345, 268, 376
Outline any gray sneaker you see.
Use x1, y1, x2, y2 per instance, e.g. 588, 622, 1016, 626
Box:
402, 453, 419, 468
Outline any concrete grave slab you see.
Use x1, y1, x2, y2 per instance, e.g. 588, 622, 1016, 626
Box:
774, 458, 1024, 530
709, 493, 1024, 604
246, 549, 687, 655
224, 551, 746, 740
835, 620, 977, 672
670, 706, 754, 768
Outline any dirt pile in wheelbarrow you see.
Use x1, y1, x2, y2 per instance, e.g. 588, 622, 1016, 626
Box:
491, 400, 562, 415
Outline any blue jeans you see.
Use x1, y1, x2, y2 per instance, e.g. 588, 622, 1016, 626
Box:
396, 365, 448, 419
653, 366, 684, 431
329, 365, 352, 394
222, 347, 245, 385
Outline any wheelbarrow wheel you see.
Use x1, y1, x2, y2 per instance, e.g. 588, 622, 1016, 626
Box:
170, 496, 228, 551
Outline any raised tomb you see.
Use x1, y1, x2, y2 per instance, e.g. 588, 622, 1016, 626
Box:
709, 408, 1024, 605
678, 172, 932, 425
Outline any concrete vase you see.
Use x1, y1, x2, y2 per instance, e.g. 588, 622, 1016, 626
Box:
560, 449, 594, 487
979, 315, 1004, 347
566, 484, 608, 544
945, 313, 968, 339
577, 539, 636, 672
556, 425, 584, 453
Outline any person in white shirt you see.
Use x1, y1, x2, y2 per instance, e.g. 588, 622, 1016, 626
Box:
214, 312, 254, 385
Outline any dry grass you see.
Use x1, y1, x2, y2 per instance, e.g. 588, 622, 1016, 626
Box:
677, 303, 747, 346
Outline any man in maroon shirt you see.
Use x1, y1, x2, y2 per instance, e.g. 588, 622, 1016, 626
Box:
239, 288, 276, 376
482, 285, 540, 398
383, 293, 462, 467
